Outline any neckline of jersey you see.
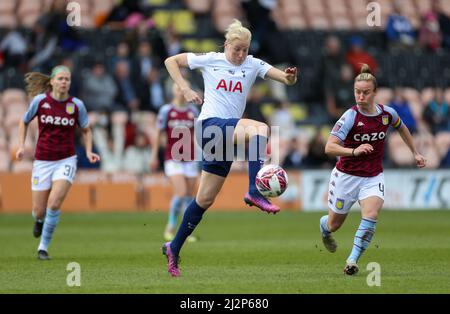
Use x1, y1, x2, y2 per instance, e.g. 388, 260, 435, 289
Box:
356, 104, 383, 117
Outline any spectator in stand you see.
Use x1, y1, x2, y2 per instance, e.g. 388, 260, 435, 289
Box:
345, 36, 378, 75
109, 41, 132, 73
419, 12, 443, 52
423, 88, 450, 135
318, 36, 345, 103
0, 27, 27, 69
303, 128, 335, 169
138, 67, 166, 113
132, 41, 156, 85
385, 1, 417, 51
26, 20, 58, 72
82, 61, 118, 113
113, 59, 140, 112
44, 0, 86, 53
326, 64, 355, 123
282, 137, 305, 170
429, 0, 450, 49
123, 130, 151, 174
389, 87, 417, 134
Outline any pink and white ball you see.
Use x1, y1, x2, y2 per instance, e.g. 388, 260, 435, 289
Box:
255, 165, 288, 198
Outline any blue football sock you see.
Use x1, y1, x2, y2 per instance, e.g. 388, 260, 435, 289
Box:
347, 217, 377, 263
248, 135, 267, 196
38, 209, 61, 252
167, 196, 184, 229
320, 215, 331, 237
170, 200, 206, 256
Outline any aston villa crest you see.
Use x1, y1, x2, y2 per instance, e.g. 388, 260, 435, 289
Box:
382, 115, 389, 125
66, 103, 75, 115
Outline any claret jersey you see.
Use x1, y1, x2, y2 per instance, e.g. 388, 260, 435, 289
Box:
330, 104, 402, 177
23, 92, 89, 161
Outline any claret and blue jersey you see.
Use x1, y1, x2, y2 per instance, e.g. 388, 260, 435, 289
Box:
23, 92, 89, 161
331, 104, 403, 177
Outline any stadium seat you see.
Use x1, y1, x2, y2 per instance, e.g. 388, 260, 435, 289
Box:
0, 15, 17, 28
184, 0, 212, 15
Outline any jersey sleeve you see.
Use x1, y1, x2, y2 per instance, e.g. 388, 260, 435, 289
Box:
73, 98, 89, 128
384, 105, 403, 129
156, 104, 172, 130
330, 109, 357, 141
22, 94, 46, 123
251, 57, 273, 79
187, 52, 214, 70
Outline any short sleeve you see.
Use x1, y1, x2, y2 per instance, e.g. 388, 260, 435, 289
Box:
156, 104, 172, 130
384, 105, 403, 129
73, 98, 89, 128
330, 109, 357, 141
23, 94, 46, 123
251, 57, 273, 79
187, 52, 214, 70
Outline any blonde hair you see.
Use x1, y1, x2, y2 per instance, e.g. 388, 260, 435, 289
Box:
354, 63, 377, 91
24, 65, 71, 97
224, 19, 251, 44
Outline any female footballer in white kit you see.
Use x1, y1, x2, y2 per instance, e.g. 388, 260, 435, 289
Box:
320, 64, 426, 275
162, 19, 298, 277
16, 65, 100, 260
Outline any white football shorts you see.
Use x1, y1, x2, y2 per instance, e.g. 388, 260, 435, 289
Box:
164, 160, 199, 178
327, 167, 385, 214
31, 155, 78, 191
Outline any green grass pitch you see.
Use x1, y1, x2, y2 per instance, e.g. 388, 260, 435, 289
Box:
0, 210, 449, 293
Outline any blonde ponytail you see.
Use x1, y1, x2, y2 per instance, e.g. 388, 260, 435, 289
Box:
24, 72, 52, 97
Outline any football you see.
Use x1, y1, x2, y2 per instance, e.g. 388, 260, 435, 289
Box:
255, 164, 288, 198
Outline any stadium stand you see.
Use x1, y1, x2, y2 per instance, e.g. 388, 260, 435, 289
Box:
0, 0, 450, 211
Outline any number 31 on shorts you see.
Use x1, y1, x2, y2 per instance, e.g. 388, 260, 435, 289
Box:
63, 165, 76, 179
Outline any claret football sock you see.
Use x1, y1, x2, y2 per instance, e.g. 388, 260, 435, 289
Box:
248, 135, 268, 196
347, 217, 377, 263
170, 200, 206, 256
38, 209, 61, 252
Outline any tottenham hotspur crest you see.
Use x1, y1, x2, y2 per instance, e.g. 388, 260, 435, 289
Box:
66, 103, 75, 115
382, 115, 389, 125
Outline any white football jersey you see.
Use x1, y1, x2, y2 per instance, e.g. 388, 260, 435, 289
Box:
187, 52, 272, 120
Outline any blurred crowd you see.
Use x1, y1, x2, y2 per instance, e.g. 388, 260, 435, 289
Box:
0, 0, 450, 176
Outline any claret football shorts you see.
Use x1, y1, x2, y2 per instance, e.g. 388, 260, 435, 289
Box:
31, 155, 78, 191
327, 167, 385, 214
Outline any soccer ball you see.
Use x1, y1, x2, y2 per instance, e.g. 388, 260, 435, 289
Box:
255, 164, 288, 198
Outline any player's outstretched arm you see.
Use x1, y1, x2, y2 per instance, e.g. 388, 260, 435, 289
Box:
15, 120, 29, 161
164, 53, 202, 105
265, 66, 298, 86
81, 127, 101, 163
397, 124, 426, 168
